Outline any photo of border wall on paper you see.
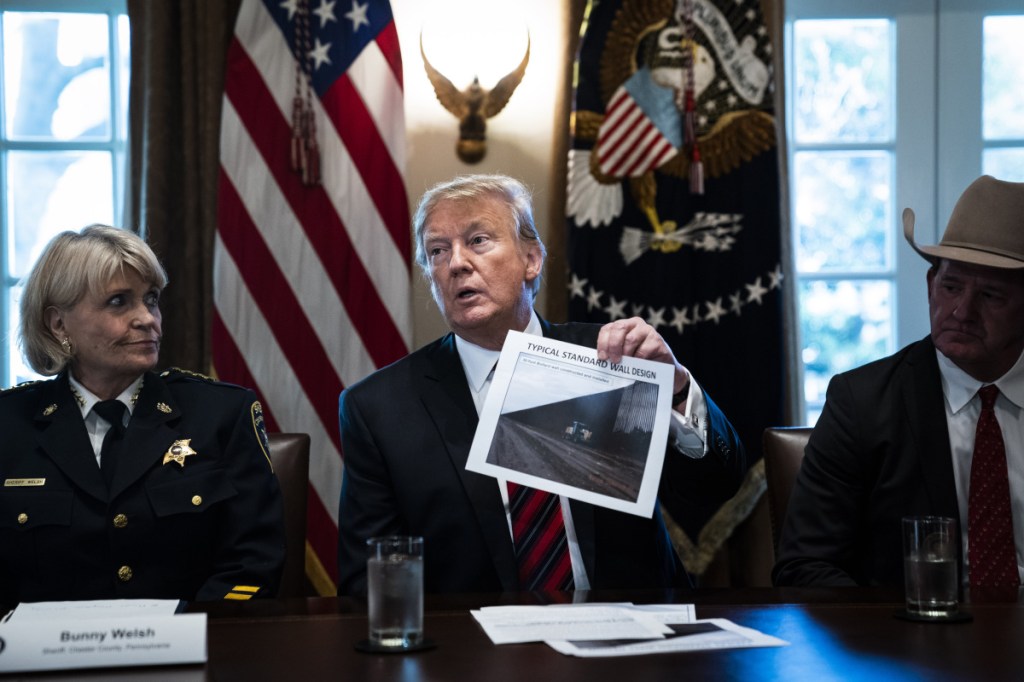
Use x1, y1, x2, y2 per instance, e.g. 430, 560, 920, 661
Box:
466, 331, 673, 517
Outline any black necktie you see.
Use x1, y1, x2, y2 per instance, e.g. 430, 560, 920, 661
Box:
93, 400, 127, 486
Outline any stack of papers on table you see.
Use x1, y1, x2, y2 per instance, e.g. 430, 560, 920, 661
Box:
471, 603, 788, 657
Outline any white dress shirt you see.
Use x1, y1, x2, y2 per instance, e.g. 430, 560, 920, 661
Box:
937, 347, 1024, 583
455, 312, 710, 590
69, 374, 142, 465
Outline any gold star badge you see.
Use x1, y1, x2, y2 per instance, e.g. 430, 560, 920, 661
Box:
156, 402, 172, 413
42, 404, 58, 416
162, 439, 197, 467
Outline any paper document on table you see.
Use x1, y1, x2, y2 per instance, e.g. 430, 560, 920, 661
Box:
466, 330, 674, 517
3, 599, 180, 623
471, 604, 677, 645
546, 611, 788, 657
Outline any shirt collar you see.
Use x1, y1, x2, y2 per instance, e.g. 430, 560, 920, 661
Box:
937, 346, 1024, 413
455, 311, 542, 392
68, 374, 144, 419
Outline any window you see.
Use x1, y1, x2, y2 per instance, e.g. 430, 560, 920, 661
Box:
981, 15, 1024, 179
0, 0, 128, 386
786, 0, 1023, 424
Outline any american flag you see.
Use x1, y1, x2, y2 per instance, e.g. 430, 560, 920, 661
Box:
596, 69, 681, 178
214, 0, 411, 594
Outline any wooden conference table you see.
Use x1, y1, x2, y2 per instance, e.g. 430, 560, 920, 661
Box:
15, 587, 1024, 681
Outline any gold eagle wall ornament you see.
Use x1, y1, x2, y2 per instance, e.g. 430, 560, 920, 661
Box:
420, 32, 530, 164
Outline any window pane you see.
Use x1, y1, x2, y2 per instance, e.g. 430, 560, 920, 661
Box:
7, 286, 41, 385
6, 151, 114, 278
984, 147, 1024, 181
794, 151, 892, 273
3, 12, 112, 141
800, 279, 893, 408
983, 16, 1024, 140
793, 19, 893, 143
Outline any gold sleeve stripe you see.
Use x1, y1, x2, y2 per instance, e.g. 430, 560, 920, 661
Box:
224, 592, 254, 601
231, 585, 261, 593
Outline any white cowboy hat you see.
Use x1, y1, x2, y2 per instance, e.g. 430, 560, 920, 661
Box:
903, 175, 1024, 269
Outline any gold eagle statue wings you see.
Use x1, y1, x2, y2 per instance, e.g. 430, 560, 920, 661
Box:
420, 33, 530, 163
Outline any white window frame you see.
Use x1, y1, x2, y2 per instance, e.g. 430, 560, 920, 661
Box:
0, 0, 127, 386
785, 0, 1021, 421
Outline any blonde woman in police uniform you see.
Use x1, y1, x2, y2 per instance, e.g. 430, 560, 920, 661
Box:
0, 225, 284, 608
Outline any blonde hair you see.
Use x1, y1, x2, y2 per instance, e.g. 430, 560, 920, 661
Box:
412, 174, 547, 299
19, 225, 168, 375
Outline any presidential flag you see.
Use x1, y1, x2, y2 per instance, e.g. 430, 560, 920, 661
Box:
567, 0, 783, 566
214, 0, 411, 594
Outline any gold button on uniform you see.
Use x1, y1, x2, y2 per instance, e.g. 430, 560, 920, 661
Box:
17, 513, 28, 525
192, 495, 202, 506
118, 565, 133, 582
113, 513, 128, 528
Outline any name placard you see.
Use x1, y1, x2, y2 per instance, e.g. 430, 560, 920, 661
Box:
0, 613, 206, 673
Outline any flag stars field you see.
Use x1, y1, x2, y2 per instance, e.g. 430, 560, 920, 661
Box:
569, 266, 783, 336
309, 38, 332, 69
313, 0, 337, 27
345, 0, 369, 31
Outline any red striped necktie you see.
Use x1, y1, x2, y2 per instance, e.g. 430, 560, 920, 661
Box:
968, 385, 1020, 588
507, 481, 574, 591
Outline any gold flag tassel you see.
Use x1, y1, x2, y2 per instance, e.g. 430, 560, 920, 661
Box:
303, 104, 321, 185
290, 0, 321, 187
291, 96, 306, 173
689, 142, 704, 195
682, 0, 703, 195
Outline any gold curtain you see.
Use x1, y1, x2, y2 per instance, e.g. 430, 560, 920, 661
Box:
127, 0, 241, 373
765, 0, 800, 425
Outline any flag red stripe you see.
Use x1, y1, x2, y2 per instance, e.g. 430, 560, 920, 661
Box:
621, 127, 670, 177
376, 20, 403, 88
306, 482, 340, 584
210, 309, 281, 434
217, 174, 344, 448
604, 113, 655, 175
604, 88, 629, 119
599, 106, 645, 170
224, 41, 407, 367
598, 101, 640, 152
320, 76, 410, 258
218, 0, 411, 596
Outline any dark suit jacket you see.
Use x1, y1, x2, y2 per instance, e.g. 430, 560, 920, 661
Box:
337, 319, 746, 595
0, 370, 286, 608
773, 336, 962, 587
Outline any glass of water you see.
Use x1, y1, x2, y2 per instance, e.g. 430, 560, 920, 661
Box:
902, 516, 959, 618
366, 536, 424, 649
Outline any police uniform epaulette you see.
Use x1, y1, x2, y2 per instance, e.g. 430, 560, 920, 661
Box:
0, 379, 44, 395
160, 367, 216, 382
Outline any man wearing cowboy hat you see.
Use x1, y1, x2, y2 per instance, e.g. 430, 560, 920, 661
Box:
773, 175, 1024, 588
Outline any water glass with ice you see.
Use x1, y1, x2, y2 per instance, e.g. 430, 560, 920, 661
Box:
367, 536, 424, 649
902, 516, 959, 618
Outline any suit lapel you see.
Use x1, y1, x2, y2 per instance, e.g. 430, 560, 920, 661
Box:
35, 374, 107, 502
420, 334, 519, 590
110, 372, 180, 499
902, 338, 960, 519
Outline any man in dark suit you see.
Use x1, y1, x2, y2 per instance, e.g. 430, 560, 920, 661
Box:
774, 175, 1024, 588
337, 174, 746, 595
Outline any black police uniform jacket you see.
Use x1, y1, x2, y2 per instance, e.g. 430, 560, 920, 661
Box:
0, 369, 286, 608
